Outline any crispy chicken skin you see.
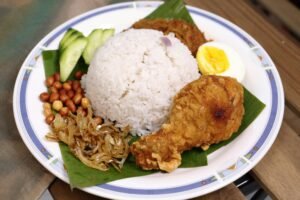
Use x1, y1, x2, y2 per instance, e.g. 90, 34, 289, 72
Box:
130, 75, 244, 172
132, 19, 207, 56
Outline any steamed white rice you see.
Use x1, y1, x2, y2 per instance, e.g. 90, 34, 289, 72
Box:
83, 29, 199, 136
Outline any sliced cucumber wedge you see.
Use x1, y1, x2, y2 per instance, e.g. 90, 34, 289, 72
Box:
59, 37, 87, 82
59, 28, 76, 49
82, 29, 103, 64
102, 29, 115, 43
83, 28, 115, 64
60, 31, 83, 52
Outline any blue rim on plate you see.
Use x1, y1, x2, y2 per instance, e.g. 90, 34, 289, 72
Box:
13, 1, 284, 199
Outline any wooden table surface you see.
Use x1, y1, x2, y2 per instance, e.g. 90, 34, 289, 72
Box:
0, 0, 299, 199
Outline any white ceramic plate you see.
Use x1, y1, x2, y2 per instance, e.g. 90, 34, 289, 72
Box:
13, 1, 284, 199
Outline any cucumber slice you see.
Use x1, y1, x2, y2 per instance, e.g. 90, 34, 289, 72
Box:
59, 29, 76, 49
60, 31, 83, 52
82, 29, 103, 64
59, 37, 87, 82
83, 28, 115, 64
102, 29, 115, 43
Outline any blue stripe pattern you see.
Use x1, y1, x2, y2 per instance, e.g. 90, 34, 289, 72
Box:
245, 70, 278, 160
20, 70, 52, 159
189, 9, 254, 47
99, 176, 216, 195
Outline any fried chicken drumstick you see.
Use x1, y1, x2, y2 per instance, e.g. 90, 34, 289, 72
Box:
130, 75, 244, 172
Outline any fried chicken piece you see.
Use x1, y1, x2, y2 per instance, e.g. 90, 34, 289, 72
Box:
132, 19, 207, 56
130, 75, 244, 172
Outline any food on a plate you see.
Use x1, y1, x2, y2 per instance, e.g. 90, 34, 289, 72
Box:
41, 2, 248, 174
196, 41, 245, 82
41, 69, 132, 172
83, 28, 115, 64
132, 19, 207, 56
58, 28, 115, 81
82, 29, 199, 136
130, 75, 245, 172
39, 72, 88, 124
59, 29, 84, 51
60, 37, 87, 81
46, 105, 131, 171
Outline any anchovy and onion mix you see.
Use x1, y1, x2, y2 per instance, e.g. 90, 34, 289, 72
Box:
46, 106, 131, 171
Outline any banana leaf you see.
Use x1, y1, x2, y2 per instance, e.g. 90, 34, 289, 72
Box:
42, 50, 265, 188
41, 0, 265, 188
146, 0, 194, 24
42, 50, 88, 79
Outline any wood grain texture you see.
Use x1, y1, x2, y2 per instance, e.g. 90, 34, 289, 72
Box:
0, 87, 55, 200
258, 0, 300, 37
50, 0, 110, 28
49, 179, 105, 200
49, 179, 245, 200
284, 106, 300, 136
0, 139, 54, 200
0, 32, 55, 200
251, 121, 300, 200
0, 1, 80, 199
193, 183, 245, 200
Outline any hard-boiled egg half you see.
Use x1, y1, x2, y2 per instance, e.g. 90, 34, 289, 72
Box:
196, 41, 245, 82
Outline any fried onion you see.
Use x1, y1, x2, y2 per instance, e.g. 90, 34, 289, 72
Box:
46, 106, 131, 171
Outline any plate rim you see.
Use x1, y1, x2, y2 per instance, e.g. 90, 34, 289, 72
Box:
13, 1, 285, 199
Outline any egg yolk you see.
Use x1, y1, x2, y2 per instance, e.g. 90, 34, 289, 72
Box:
197, 46, 230, 74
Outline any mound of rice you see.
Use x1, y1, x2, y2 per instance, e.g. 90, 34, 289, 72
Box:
83, 29, 199, 136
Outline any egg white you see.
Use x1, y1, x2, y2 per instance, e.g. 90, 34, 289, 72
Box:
199, 41, 245, 82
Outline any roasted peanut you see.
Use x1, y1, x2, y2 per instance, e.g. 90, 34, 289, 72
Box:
72, 80, 80, 91
93, 117, 103, 125
75, 71, 83, 80
59, 89, 66, 95
49, 92, 59, 103
39, 92, 50, 102
45, 114, 55, 124
59, 93, 69, 103
53, 72, 60, 81
59, 107, 69, 116
49, 86, 58, 94
43, 108, 52, 117
81, 97, 90, 109
76, 87, 83, 94
52, 100, 63, 111
73, 93, 82, 105
43, 102, 51, 110
53, 81, 62, 89
63, 82, 72, 90
67, 90, 75, 99
43, 103, 52, 117
45, 76, 54, 87
66, 99, 76, 113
